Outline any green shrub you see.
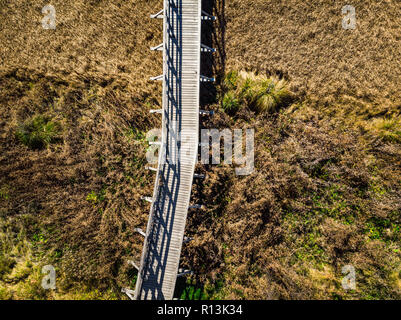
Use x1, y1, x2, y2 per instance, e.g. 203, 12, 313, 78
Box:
0, 185, 10, 200
221, 71, 293, 115
254, 78, 292, 113
86, 188, 106, 205
376, 118, 401, 144
238, 77, 256, 104
0, 255, 16, 280
222, 92, 240, 115
223, 70, 239, 91
15, 115, 62, 150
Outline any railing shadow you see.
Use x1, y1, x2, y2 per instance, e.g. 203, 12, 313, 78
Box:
200, 0, 225, 106
205, 0, 226, 83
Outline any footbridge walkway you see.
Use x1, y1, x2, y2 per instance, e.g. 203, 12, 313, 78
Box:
125, 0, 215, 300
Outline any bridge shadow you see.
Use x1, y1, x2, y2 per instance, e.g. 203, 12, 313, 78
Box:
200, 0, 226, 106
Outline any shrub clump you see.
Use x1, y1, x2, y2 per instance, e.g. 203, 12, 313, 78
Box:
0, 255, 16, 280
15, 115, 62, 150
366, 117, 401, 144
221, 71, 293, 115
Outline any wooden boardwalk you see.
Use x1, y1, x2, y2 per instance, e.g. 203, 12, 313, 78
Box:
134, 0, 202, 300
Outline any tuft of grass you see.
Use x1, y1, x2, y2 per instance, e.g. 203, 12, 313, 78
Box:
176, 277, 226, 300
368, 118, 401, 144
222, 91, 240, 115
123, 127, 146, 142
15, 115, 62, 150
0, 255, 16, 280
0, 185, 10, 201
223, 70, 239, 91
221, 71, 293, 115
86, 188, 106, 205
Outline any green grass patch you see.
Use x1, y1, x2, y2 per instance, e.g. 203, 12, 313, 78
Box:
86, 188, 106, 205
123, 127, 146, 142
0, 185, 10, 201
221, 71, 293, 115
365, 217, 401, 242
0, 255, 16, 280
176, 277, 226, 300
222, 91, 240, 115
369, 118, 401, 144
15, 114, 62, 150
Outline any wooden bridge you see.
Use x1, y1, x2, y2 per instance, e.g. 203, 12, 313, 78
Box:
122, 0, 215, 300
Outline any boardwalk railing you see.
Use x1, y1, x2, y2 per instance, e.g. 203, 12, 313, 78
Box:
131, 0, 215, 300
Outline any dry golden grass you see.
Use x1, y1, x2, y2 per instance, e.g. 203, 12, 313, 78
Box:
0, 0, 163, 103
224, 0, 401, 110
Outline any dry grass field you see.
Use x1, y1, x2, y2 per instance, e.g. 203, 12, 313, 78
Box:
0, 0, 400, 299
225, 0, 401, 107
